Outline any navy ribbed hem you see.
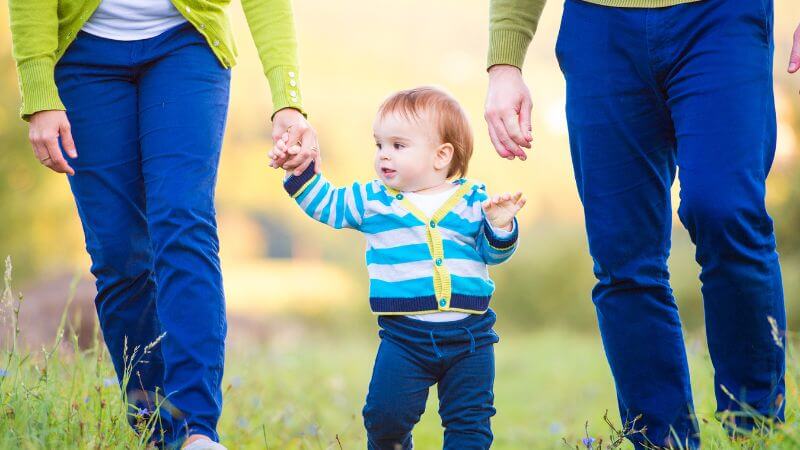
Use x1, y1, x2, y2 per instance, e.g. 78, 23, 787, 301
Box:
482, 217, 518, 250
449, 294, 491, 311
370, 294, 491, 314
283, 161, 317, 196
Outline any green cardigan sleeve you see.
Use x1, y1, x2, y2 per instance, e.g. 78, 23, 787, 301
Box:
488, 0, 547, 70
241, 0, 306, 117
8, 0, 66, 121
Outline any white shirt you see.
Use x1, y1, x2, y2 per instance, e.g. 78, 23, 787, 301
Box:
403, 186, 468, 322
81, 0, 187, 41
402, 185, 514, 322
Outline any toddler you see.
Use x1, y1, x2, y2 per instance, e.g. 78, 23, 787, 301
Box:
270, 86, 525, 450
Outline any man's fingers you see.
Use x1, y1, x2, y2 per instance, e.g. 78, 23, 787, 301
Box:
789, 25, 800, 73
492, 117, 527, 161
501, 113, 530, 149
59, 121, 78, 158
487, 122, 513, 159
44, 137, 74, 175
518, 99, 533, 143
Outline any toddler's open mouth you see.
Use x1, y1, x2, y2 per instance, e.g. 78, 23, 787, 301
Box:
381, 168, 397, 177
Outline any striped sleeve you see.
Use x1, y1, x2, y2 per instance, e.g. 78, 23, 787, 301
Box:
477, 217, 519, 265
283, 162, 365, 230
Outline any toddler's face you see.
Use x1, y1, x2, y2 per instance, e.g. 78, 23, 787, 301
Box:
373, 111, 442, 192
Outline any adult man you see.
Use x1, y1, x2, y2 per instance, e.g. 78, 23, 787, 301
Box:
485, 0, 798, 447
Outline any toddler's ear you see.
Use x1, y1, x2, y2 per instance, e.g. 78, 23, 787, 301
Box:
434, 143, 455, 172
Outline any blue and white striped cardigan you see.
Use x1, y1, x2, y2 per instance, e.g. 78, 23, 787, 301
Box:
284, 163, 519, 315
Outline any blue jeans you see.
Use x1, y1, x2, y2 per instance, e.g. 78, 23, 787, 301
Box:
556, 0, 785, 448
54, 23, 230, 447
363, 310, 500, 450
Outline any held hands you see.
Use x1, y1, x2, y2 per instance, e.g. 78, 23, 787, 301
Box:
481, 192, 526, 231
28, 110, 78, 176
269, 108, 320, 175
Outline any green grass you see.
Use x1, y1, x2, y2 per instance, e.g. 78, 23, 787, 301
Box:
2, 259, 799, 449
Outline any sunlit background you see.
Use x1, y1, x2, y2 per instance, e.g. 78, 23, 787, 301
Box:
1, 1, 799, 448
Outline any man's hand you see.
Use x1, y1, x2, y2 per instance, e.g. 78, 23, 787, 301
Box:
789, 22, 800, 76
28, 110, 77, 176
482, 192, 526, 231
485, 64, 533, 161
270, 107, 321, 175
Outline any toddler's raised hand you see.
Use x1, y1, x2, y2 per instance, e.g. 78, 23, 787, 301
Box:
481, 192, 526, 231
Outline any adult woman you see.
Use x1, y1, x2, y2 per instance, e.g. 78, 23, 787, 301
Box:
8, 1, 319, 448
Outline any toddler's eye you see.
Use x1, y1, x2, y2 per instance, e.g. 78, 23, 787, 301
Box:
375, 143, 382, 150
393, 142, 404, 150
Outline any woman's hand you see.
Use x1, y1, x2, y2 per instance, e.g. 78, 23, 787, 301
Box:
482, 192, 526, 231
270, 108, 320, 175
28, 110, 77, 175
485, 64, 532, 161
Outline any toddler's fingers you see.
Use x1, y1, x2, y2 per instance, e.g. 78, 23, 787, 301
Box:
513, 192, 523, 202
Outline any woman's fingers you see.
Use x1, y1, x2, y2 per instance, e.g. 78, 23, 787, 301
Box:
59, 120, 77, 158
43, 136, 74, 175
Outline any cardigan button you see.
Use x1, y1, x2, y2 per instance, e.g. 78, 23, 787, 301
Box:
429, 220, 436, 228
439, 299, 447, 307
290, 80, 297, 87
200, 24, 206, 30
212, 40, 220, 47
435, 258, 442, 266
289, 71, 296, 78
395, 193, 404, 200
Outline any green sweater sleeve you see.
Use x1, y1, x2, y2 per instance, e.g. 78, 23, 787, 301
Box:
241, 0, 306, 117
488, 0, 547, 70
8, 0, 66, 121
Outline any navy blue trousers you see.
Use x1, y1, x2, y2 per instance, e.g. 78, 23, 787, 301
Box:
556, 0, 785, 448
54, 23, 230, 447
363, 310, 500, 450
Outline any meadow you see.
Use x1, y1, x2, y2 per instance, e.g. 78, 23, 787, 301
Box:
2, 257, 798, 450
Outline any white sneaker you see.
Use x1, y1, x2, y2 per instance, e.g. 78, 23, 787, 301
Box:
182, 439, 227, 450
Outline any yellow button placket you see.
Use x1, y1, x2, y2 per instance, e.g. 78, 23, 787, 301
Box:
385, 181, 473, 312
427, 220, 451, 309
